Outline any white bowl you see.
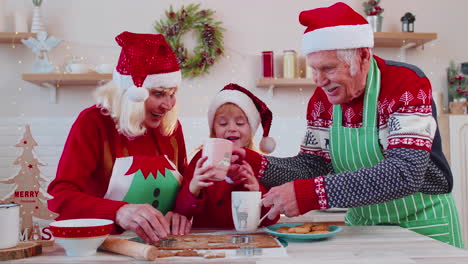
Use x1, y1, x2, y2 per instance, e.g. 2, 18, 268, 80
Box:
49, 218, 113, 257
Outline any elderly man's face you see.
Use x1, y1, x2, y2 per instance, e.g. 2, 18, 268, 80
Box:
307, 49, 369, 105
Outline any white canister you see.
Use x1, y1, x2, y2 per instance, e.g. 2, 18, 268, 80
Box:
0, 203, 20, 249
14, 11, 28, 32
0, 1, 6, 32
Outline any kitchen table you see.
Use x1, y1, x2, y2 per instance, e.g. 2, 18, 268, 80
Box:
8, 226, 468, 264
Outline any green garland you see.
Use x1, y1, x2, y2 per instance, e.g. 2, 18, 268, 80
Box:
155, 3, 224, 79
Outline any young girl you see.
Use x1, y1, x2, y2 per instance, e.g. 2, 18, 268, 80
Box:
174, 83, 279, 228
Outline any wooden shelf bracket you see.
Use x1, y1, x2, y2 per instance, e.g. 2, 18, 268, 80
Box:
267, 84, 275, 98
399, 42, 416, 63
41, 82, 58, 104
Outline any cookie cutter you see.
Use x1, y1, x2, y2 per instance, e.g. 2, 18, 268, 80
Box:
231, 235, 253, 244
157, 238, 177, 247
236, 246, 262, 257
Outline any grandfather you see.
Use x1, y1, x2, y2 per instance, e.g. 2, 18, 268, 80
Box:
237, 2, 463, 247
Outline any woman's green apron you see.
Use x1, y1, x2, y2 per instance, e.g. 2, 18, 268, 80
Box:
104, 155, 181, 214
329, 58, 463, 248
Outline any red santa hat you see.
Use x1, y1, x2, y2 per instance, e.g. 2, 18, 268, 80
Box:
300, 2, 374, 55
208, 83, 276, 154
112, 31, 181, 102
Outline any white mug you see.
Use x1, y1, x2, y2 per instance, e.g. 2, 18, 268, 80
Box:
93, 64, 114, 74
231, 191, 262, 232
65, 63, 89, 74
0, 203, 20, 249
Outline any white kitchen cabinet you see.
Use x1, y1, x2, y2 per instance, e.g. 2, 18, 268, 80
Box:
439, 114, 468, 248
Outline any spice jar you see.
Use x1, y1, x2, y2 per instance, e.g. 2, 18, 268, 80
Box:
262, 51, 274, 78
305, 56, 313, 79
283, 50, 297, 78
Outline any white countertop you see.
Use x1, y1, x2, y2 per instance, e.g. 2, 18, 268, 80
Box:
10, 226, 468, 264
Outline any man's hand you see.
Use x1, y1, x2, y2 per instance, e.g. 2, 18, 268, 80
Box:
115, 204, 170, 243
261, 182, 300, 219
164, 211, 192, 235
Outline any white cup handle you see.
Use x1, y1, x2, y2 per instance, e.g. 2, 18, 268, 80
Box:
65, 64, 71, 73
258, 198, 271, 225
258, 208, 271, 225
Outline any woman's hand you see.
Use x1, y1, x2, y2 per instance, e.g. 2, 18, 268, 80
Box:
115, 204, 170, 243
189, 156, 216, 197
237, 161, 259, 191
164, 211, 192, 235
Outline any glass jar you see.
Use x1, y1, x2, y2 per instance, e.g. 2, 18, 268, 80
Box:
262, 51, 274, 78
283, 50, 297, 78
305, 56, 313, 79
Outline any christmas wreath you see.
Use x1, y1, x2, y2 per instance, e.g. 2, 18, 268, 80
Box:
155, 4, 224, 79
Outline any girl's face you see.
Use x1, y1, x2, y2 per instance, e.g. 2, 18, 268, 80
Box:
143, 87, 177, 129
213, 104, 252, 148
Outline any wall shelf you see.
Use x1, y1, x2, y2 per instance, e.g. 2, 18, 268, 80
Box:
0, 32, 37, 43
256, 78, 316, 96
22, 73, 112, 103
256, 32, 438, 92
373, 32, 437, 48
256, 78, 315, 88
374, 32, 437, 62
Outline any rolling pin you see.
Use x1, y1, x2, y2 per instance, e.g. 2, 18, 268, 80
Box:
99, 237, 160, 261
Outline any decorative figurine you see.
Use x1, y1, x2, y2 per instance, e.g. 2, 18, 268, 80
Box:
401, 12, 416, 32
31, 0, 46, 33
21, 31, 61, 73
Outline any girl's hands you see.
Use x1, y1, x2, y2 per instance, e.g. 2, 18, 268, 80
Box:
237, 161, 259, 191
189, 156, 216, 197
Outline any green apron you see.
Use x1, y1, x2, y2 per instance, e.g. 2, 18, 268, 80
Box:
329, 58, 464, 248
104, 155, 181, 215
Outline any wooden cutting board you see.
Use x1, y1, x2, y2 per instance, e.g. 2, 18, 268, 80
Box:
155, 233, 281, 250
0, 241, 42, 261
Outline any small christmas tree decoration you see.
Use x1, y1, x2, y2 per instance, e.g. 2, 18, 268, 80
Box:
447, 61, 468, 113
0, 125, 58, 238
21, 31, 61, 73
447, 61, 468, 101
31, 0, 46, 33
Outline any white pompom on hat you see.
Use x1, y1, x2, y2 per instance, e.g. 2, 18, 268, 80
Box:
299, 2, 374, 55
112, 31, 182, 102
208, 83, 276, 154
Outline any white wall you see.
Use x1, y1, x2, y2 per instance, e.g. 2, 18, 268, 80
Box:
1, 0, 468, 197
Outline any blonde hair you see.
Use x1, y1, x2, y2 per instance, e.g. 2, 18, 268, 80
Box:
210, 103, 255, 150
94, 81, 178, 138
189, 103, 259, 160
